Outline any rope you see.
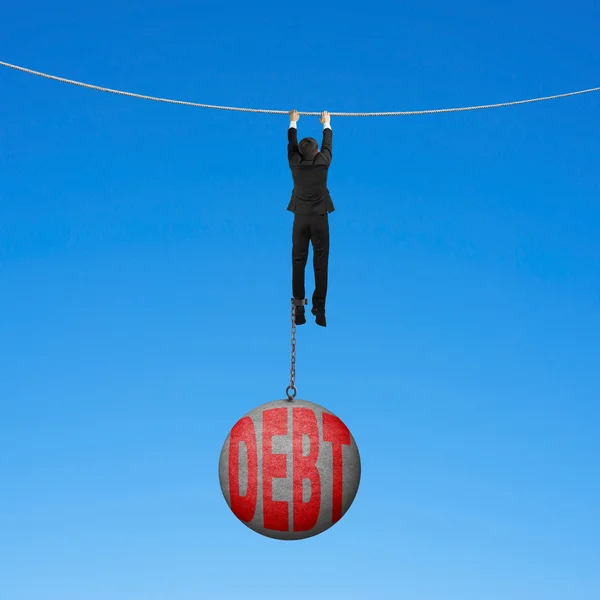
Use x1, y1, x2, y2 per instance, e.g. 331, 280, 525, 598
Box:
1, 59, 599, 116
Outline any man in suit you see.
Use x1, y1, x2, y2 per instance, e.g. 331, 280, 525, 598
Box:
287, 108, 334, 327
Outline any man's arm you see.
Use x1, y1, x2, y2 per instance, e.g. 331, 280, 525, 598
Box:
288, 119, 299, 162
319, 110, 332, 164
288, 109, 300, 161
320, 120, 332, 164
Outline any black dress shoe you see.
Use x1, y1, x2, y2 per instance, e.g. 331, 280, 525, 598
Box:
295, 306, 306, 325
311, 308, 326, 327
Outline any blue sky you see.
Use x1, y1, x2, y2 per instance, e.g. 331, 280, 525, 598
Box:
1, 1, 599, 598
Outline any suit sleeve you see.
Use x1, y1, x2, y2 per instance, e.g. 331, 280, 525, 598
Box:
288, 126, 300, 162
320, 127, 332, 164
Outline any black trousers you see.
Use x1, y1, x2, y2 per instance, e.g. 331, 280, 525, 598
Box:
292, 213, 330, 312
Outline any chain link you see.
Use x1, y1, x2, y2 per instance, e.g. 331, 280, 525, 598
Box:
285, 301, 298, 400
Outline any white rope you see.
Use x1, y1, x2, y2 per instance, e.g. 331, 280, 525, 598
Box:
1, 59, 599, 116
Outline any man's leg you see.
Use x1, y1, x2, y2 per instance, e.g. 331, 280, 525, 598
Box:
310, 214, 330, 322
292, 215, 311, 321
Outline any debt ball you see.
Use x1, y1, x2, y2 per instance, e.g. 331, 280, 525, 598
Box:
218, 399, 361, 540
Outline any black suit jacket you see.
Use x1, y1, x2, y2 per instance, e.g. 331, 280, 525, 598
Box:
286, 126, 335, 215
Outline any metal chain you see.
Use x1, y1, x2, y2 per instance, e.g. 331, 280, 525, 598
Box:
285, 301, 297, 400
1, 60, 599, 116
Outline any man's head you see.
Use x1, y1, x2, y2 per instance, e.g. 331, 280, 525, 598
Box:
299, 137, 319, 159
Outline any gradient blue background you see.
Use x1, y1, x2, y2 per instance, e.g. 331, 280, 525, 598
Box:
1, 1, 599, 598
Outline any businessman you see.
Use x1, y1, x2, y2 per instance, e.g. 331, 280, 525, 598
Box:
287, 108, 334, 327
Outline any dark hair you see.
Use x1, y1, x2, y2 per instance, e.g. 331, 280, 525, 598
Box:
299, 137, 318, 158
